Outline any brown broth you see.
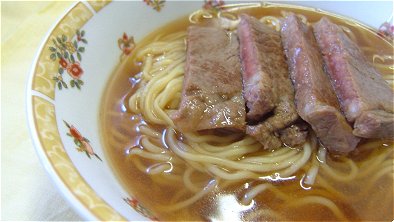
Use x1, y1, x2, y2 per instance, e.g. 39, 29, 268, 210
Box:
100, 4, 394, 221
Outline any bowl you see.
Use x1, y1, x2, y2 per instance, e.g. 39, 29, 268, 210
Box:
26, 1, 393, 220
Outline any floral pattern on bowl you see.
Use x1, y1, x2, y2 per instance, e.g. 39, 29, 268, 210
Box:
64, 120, 102, 161
50, 30, 88, 90
26, 1, 393, 221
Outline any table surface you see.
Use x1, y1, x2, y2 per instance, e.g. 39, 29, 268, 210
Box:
2, 1, 83, 220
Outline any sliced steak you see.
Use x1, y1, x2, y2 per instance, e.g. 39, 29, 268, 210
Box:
281, 14, 360, 153
353, 110, 394, 139
171, 25, 246, 132
279, 122, 309, 147
239, 14, 302, 149
313, 17, 394, 139
246, 97, 300, 148
238, 14, 278, 122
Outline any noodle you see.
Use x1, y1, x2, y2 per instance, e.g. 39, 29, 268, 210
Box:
125, 29, 316, 214
102, 7, 394, 221
158, 179, 218, 212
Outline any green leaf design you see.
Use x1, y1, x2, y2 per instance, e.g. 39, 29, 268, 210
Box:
76, 29, 80, 36
50, 53, 56, 61
56, 36, 62, 44
81, 39, 88, 44
62, 34, 67, 42
61, 81, 68, 89
58, 67, 64, 74
63, 120, 71, 129
58, 82, 62, 90
70, 54, 75, 63
53, 77, 58, 81
85, 151, 91, 159
56, 52, 62, 59
77, 79, 84, 85
81, 30, 85, 37
73, 40, 78, 49
49, 46, 56, 52
74, 138, 82, 146
52, 39, 57, 45
94, 153, 102, 161
66, 133, 72, 137
70, 80, 75, 87
75, 82, 81, 90
78, 47, 85, 53
64, 51, 69, 59
77, 52, 82, 61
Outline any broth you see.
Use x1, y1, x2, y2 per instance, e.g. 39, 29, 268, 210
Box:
100, 4, 394, 221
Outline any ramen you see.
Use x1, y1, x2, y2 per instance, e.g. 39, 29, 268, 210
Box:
101, 3, 393, 221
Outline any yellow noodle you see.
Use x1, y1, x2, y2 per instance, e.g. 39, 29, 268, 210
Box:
159, 179, 217, 212
304, 152, 320, 185
168, 129, 307, 173
241, 148, 298, 163
320, 158, 359, 182
242, 184, 279, 205
139, 136, 166, 154
129, 148, 171, 162
120, 27, 394, 221
138, 125, 161, 139
146, 162, 173, 175
183, 168, 206, 193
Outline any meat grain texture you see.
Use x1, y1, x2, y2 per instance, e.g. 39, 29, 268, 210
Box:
313, 17, 394, 139
281, 14, 360, 153
171, 25, 246, 132
238, 14, 303, 149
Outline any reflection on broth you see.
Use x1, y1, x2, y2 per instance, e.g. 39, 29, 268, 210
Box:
101, 3, 393, 221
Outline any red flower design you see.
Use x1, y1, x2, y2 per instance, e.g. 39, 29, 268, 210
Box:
123, 47, 132, 55
118, 33, 135, 56
203, 0, 224, 10
82, 140, 94, 155
70, 126, 84, 141
377, 21, 394, 40
127, 198, 139, 208
67, 62, 84, 79
123, 33, 129, 41
143, 0, 165, 12
59, 58, 68, 68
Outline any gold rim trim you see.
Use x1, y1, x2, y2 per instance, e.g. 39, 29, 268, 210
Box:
31, 1, 126, 220
32, 96, 126, 220
88, 0, 112, 13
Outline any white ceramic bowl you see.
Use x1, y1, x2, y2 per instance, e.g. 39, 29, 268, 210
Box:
26, 1, 393, 220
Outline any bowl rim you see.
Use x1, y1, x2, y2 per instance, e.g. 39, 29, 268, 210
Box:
25, 1, 392, 221
25, 2, 119, 220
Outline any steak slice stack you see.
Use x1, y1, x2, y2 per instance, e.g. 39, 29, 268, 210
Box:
238, 14, 305, 149
313, 17, 394, 139
238, 14, 277, 122
281, 14, 360, 154
171, 25, 246, 132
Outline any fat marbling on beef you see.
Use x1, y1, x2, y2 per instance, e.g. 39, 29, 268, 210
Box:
313, 17, 394, 139
281, 14, 360, 153
171, 25, 246, 132
238, 14, 304, 149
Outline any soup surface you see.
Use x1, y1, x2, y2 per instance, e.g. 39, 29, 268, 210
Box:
101, 3, 394, 221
